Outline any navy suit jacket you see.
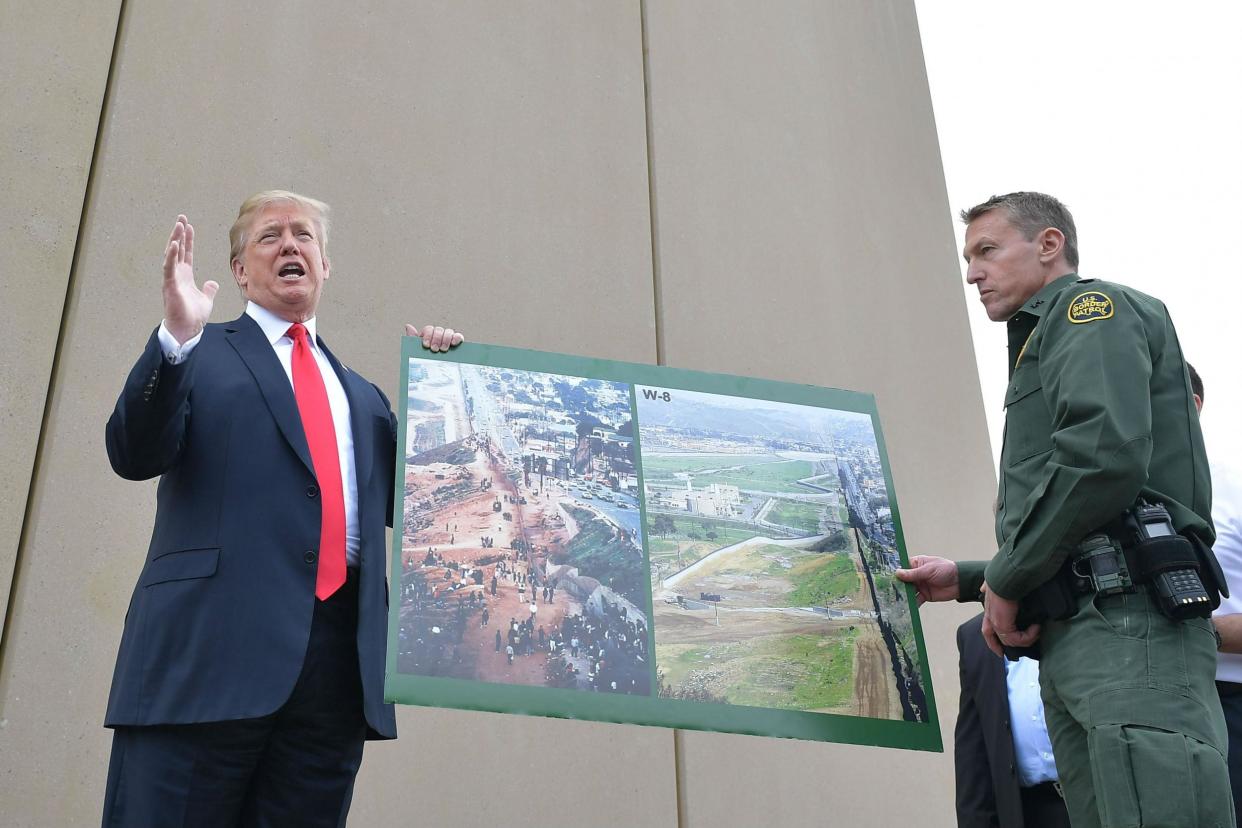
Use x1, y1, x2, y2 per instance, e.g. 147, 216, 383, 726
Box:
955, 613, 1023, 828
104, 313, 398, 739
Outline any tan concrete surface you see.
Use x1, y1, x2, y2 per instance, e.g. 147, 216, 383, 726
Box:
352, 710, 676, 827
0, 1, 996, 826
0, 0, 121, 641
644, 1, 991, 824
0, 2, 667, 825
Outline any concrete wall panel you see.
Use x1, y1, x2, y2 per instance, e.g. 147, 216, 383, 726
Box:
1, 1, 998, 826
352, 711, 675, 827
644, 1, 993, 824
0, 0, 120, 638
0, 2, 669, 825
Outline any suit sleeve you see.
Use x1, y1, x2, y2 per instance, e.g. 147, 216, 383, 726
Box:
986, 290, 1158, 599
955, 622, 1001, 828
372, 382, 399, 529
105, 328, 196, 480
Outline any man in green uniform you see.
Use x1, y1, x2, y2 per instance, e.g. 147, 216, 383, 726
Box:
897, 192, 1233, 827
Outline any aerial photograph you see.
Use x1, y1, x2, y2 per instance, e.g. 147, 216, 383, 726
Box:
396, 360, 652, 696
637, 387, 927, 721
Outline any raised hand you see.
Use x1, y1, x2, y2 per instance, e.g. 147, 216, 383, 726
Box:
162, 215, 219, 344
405, 324, 464, 353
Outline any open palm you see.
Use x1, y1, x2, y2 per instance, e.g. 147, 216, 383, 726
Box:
162, 215, 219, 343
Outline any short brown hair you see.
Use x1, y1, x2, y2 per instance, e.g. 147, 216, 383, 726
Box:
960, 191, 1079, 269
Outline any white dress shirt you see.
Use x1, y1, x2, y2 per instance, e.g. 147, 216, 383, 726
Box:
157, 302, 361, 566
1211, 462, 1242, 683
1005, 656, 1060, 787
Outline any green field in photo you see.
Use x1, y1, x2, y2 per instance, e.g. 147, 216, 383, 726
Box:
787, 552, 858, 607
642, 456, 818, 494
695, 460, 817, 494
765, 499, 825, 534
639, 454, 782, 479
646, 515, 759, 580
658, 629, 859, 710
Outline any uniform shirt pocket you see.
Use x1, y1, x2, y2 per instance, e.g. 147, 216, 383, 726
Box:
1003, 368, 1054, 463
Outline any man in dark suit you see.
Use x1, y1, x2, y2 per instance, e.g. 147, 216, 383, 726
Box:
956, 613, 1070, 828
102, 191, 462, 826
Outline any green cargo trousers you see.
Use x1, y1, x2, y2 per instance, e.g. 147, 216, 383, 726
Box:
1039, 588, 1235, 827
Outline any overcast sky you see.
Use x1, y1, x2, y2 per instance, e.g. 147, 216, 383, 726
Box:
915, 1, 1242, 466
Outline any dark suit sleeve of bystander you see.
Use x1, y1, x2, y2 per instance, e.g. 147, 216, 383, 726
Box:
956, 621, 1001, 828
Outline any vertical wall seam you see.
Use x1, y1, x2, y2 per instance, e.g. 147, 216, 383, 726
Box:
640, 3, 682, 825
640, 0, 666, 368
0, 0, 128, 680
673, 728, 689, 828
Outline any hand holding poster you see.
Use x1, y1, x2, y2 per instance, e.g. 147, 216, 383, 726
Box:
387, 341, 940, 751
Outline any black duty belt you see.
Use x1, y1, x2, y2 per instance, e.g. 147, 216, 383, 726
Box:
1008, 501, 1227, 661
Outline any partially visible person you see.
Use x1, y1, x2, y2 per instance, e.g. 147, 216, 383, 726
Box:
103, 190, 462, 827
897, 192, 1232, 827
1195, 361, 1242, 818
955, 613, 1070, 828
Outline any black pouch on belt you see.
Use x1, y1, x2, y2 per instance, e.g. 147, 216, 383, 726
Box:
1128, 532, 1222, 620
1192, 533, 1230, 601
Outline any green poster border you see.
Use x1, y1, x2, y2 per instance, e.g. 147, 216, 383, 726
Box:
387, 340, 941, 753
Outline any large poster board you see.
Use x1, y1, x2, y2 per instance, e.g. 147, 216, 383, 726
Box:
386, 341, 940, 751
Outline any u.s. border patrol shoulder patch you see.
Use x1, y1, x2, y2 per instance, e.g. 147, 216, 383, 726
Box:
1067, 291, 1114, 324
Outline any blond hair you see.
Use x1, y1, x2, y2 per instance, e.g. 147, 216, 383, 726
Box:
229, 190, 331, 264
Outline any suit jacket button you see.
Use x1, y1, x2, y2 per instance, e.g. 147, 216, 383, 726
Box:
306, 484, 319, 498
304, 550, 317, 564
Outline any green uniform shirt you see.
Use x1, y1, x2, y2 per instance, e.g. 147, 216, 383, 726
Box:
960, 273, 1212, 601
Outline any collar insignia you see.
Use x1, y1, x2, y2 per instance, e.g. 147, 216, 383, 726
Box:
1067, 291, 1113, 324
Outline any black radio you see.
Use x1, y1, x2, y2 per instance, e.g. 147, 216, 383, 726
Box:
1129, 501, 1213, 620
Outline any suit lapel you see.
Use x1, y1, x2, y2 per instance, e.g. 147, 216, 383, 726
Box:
318, 337, 374, 491
224, 314, 316, 477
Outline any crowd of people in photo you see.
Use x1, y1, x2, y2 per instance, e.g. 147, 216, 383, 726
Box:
547, 598, 651, 695
398, 543, 652, 695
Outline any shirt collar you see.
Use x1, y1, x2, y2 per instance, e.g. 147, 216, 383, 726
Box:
1012, 272, 1080, 320
245, 301, 318, 348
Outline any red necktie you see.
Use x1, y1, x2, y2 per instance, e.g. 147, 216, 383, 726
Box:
287, 323, 347, 600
